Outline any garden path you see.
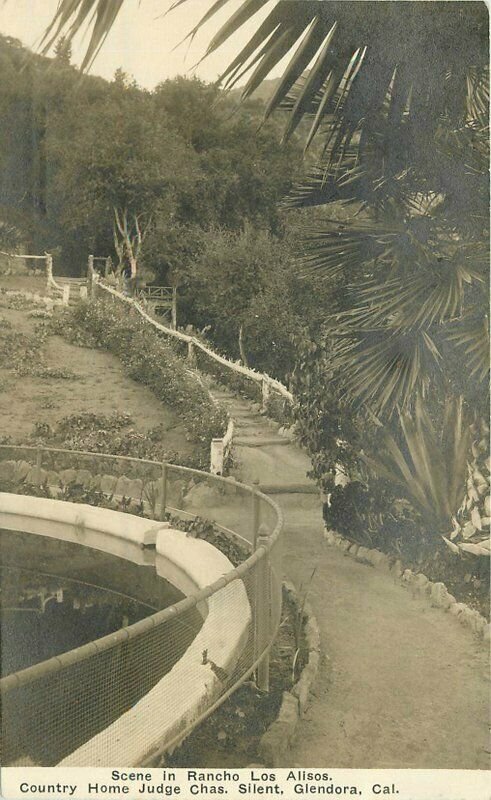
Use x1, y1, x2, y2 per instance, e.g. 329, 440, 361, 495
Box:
212, 387, 490, 769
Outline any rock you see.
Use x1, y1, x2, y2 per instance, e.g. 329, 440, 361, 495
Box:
430, 582, 453, 609
368, 550, 391, 570
90, 474, 102, 490
277, 691, 299, 729
356, 546, 370, 561
259, 692, 299, 767
324, 530, 336, 545
25, 466, 47, 486
413, 573, 430, 591
0, 460, 16, 481
292, 665, 316, 715
402, 569, 413, 582
304, 617, 321, 652
14, 461, 32, 481
75, 469, 93, 488
46, 470, 61, 487
59, 468, 78, 485
458, 607, 487, 635
114, 475, 133, 497
391, 559, 404, 577
449, 602, 466, 617
125, 478, 143, 499
338, 538, 351, 552
100, 474, 117, 494
348, 543, 360, 556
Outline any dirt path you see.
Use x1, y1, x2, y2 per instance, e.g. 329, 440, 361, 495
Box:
211, 387, 490, 770
0, 300, 193, 460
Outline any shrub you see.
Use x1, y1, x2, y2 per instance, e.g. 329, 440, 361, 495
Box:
51, 299, 227, 467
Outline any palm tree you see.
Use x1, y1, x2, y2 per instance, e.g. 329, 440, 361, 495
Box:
39, 0, 489, 416
36, 1, 490, 542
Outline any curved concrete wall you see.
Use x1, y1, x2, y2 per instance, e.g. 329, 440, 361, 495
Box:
0, 493, 251, 766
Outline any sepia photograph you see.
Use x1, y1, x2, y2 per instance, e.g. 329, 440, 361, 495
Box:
0, 1, 489, 798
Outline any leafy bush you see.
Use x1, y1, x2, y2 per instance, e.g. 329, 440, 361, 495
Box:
51, 299, 227, 467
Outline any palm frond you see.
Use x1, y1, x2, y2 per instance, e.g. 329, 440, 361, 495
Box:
445, 315, 490, 385
329, 328, 442, 416
40, 2, 488, 169
362, 395, 471, 531
298, 218, 399, 282
340, 261, 485, 332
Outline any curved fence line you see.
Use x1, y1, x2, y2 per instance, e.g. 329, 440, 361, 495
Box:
94, 276, 294, 405
0, 444, 283, 766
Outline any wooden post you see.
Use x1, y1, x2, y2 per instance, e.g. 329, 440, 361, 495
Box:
87, 254, 94, 296
45, 253, 53, 291
62, 284, 70, 306
105, 256, 112, 278
187, 340, 196, 368
251, 480, 260, 550
261, 378, 270, 413
255, 528, 271, 692
210, 439, 224, 475
36, 446, 43, 469
159, 464, 168, 521
171, 287, 177, 330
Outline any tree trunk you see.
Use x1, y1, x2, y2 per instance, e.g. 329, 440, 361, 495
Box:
238, 324, 249, 368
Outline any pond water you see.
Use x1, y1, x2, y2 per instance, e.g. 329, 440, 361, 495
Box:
0, 528, 203, 765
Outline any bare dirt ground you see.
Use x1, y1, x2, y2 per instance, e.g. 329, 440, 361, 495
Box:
0, 288, 193, 460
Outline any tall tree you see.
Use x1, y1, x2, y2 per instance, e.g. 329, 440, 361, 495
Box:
37, 3, 489, 410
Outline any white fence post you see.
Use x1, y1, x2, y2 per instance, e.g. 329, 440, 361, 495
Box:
62, 285, 70, 306
210, 438, 224, 475
261, 378, 270, 413
171, 287, 177, 330
45, 253, 53, 291
87, 254, 94, 295
187, 340, 196, 368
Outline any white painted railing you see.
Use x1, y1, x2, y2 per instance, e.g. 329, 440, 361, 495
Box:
91, 276, 294, 463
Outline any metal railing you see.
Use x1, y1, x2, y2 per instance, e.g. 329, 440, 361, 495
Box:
0, 445, 283, 767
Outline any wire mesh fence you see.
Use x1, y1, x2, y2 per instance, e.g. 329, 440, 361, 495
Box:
0, 446, 283, 766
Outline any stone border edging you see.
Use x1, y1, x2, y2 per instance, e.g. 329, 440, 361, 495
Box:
323, 528, 490, 642
257, 580, 321, 767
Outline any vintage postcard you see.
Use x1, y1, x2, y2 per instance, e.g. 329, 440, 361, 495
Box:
0, 2, 489, 799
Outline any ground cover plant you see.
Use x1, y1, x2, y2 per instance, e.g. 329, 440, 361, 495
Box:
27, 412, 181, 465
0, 288, 199, 468
50, 298, 227, 468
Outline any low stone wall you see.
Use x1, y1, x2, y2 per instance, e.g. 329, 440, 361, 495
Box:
257, 581, 321, 767
323, 528, 490, 642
